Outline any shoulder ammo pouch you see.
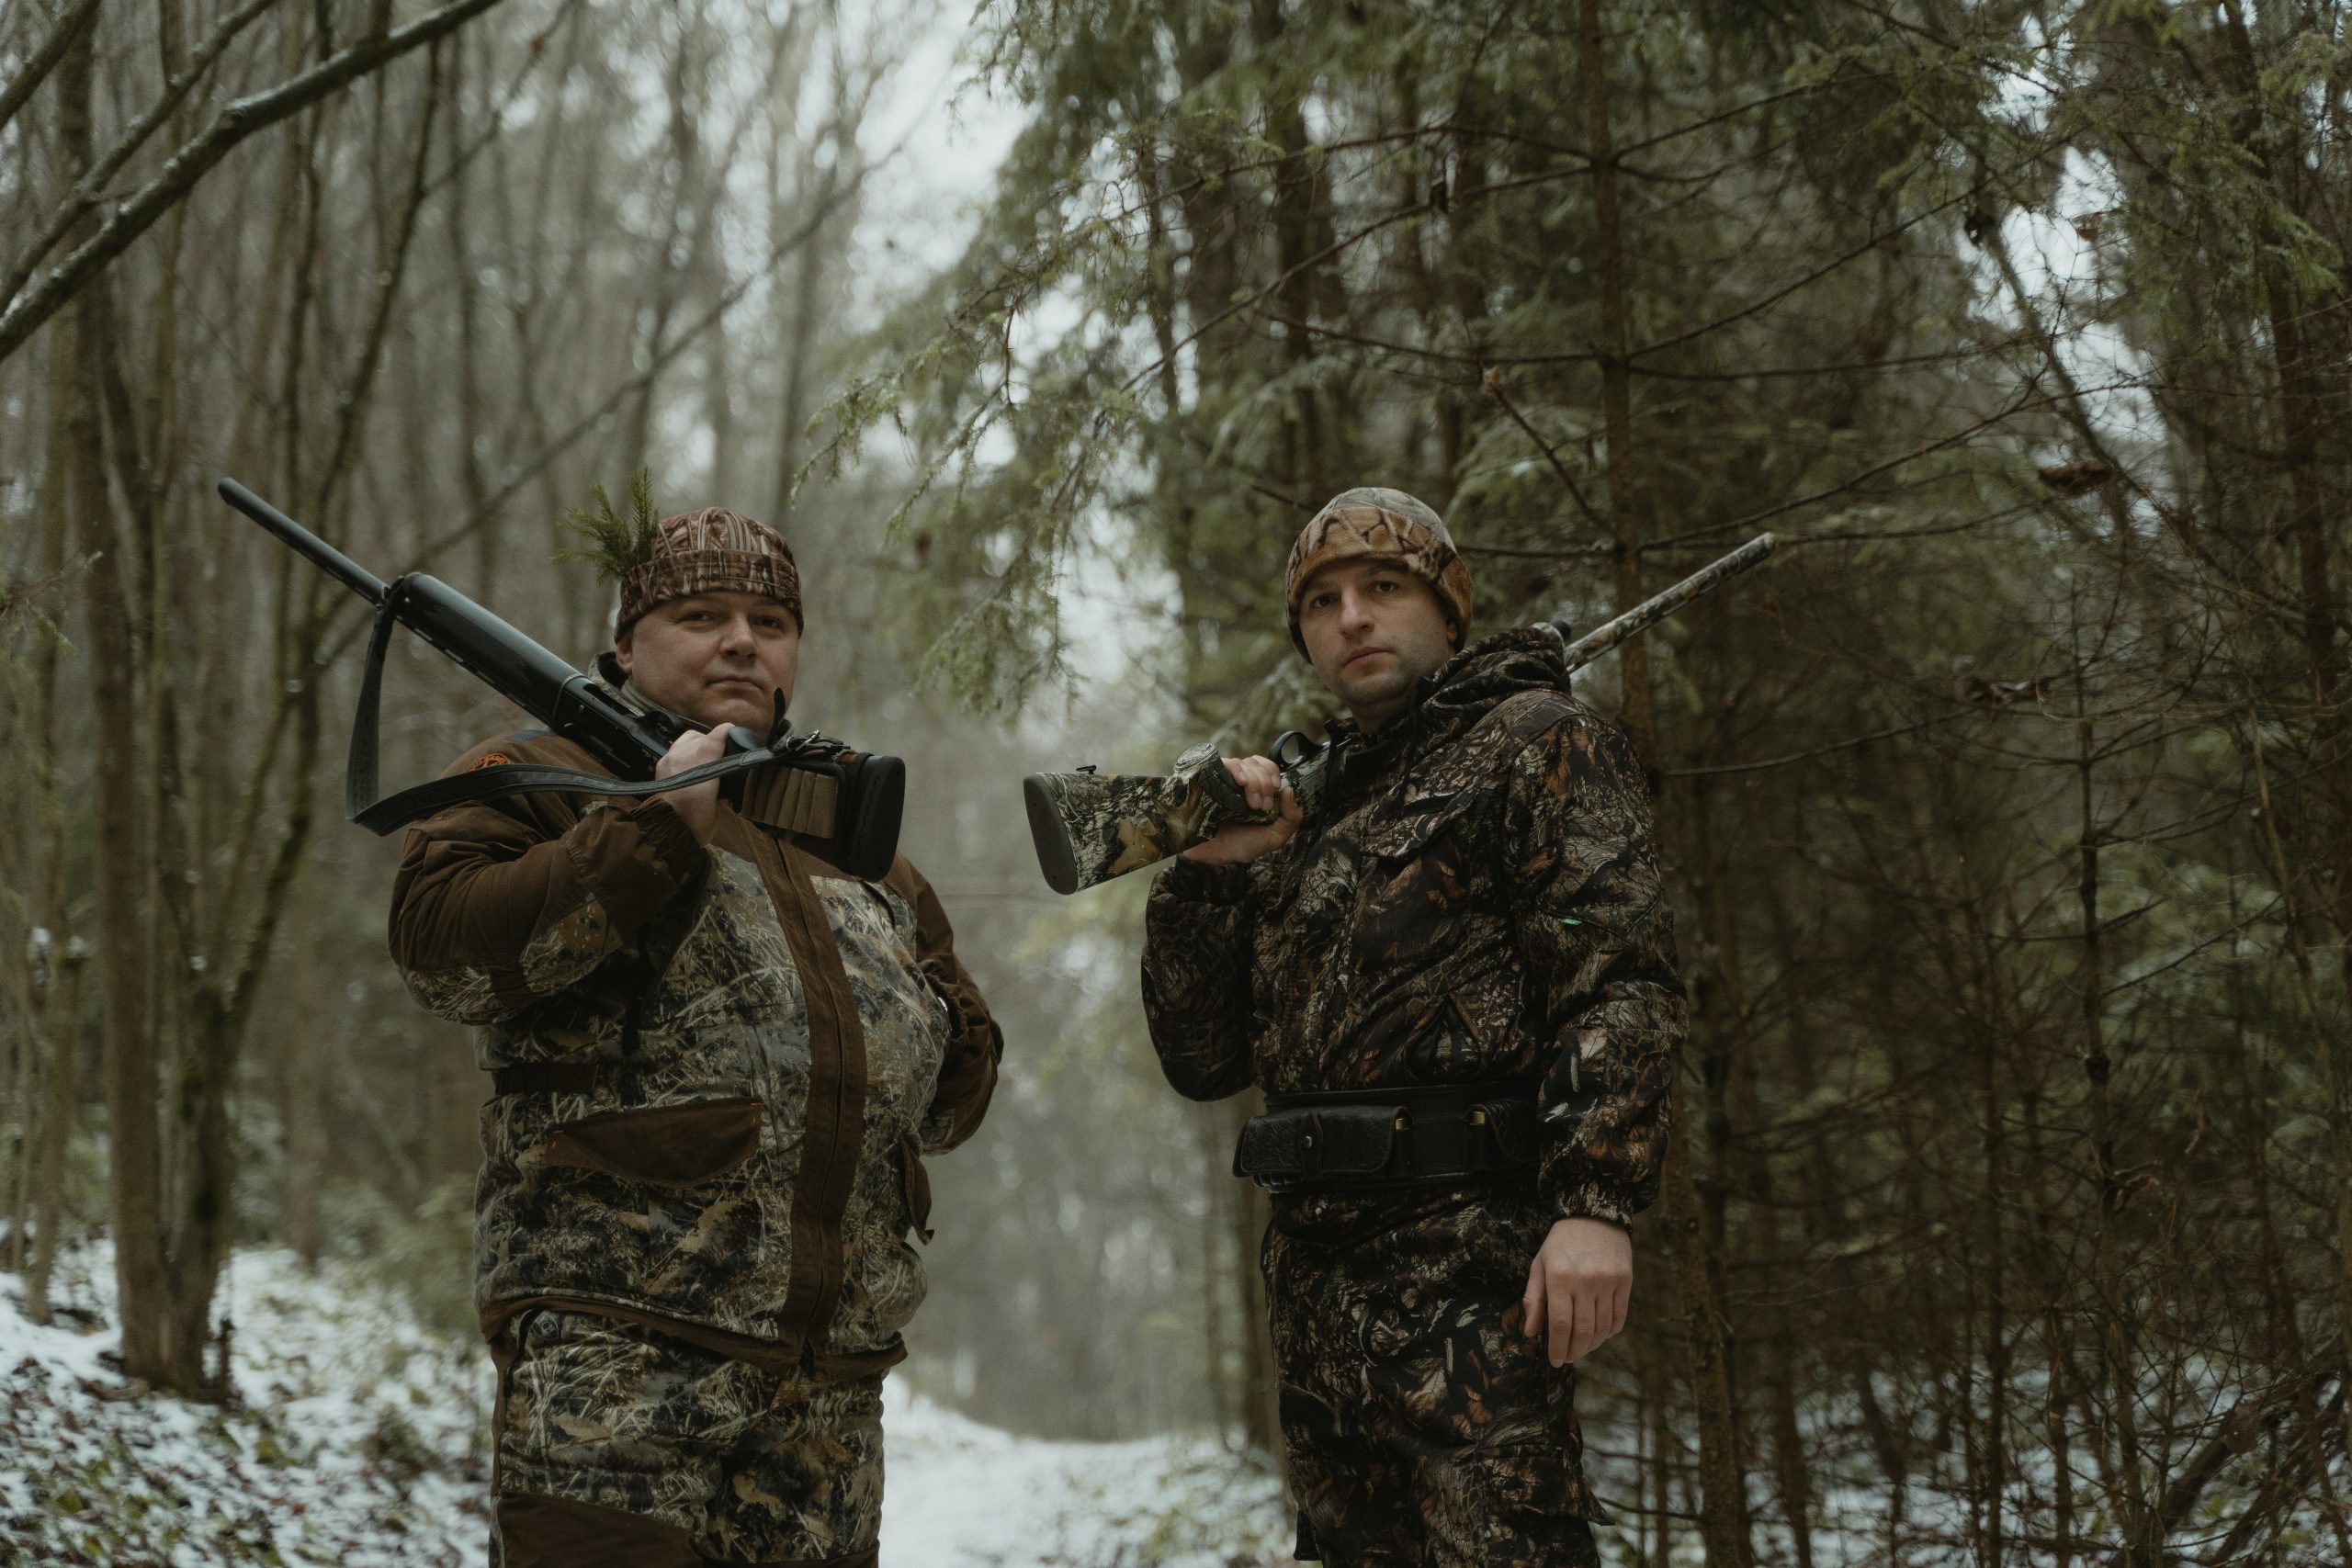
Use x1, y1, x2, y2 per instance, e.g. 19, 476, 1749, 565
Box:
1234, 1078, 1540, 1193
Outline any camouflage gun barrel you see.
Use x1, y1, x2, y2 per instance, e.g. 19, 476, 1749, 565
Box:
1023, 531, 1777, 895
1554, 530, 1777, 671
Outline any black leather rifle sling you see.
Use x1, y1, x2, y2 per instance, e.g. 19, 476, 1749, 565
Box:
345, 588, 831, 839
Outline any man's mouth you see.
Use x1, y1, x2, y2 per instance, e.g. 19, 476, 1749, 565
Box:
709, 676, 763, 693
1343, 648, 1389, 668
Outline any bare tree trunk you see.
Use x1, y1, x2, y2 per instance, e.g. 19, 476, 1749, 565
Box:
769, 186, 830, 531
2205, 0, 2352, 1470
1579, 0, 1745, 1558
618, 4, 707, 479
52, 15, 174, 1387
24, 945, 85, 1324
2075, 692, 2155, 1567
0, 0, 105, 141
1248, 0, 1329, 502
1977, 1006, 2009, 1568
1209, 1093, 1283, 1462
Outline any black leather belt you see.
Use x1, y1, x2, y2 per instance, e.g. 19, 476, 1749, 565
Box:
1234, 1078, 1540, 1193
491, 1062, 600, 1097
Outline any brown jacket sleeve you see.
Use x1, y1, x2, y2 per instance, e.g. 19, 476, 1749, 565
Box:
388, 735, 707, 1027
884, 856, 1003, 1152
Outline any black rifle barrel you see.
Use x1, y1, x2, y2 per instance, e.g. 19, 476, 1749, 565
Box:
218, 478, 388, 604
220, 476, 679, 783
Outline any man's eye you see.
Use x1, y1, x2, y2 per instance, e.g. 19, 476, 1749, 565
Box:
1371, 579, 1398, 593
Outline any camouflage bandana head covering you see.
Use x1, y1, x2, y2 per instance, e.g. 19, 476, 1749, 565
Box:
616, 508, 803, 638
1283, 486, 1474, 655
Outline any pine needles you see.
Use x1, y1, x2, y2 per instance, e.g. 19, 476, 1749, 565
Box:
554, 468, 662, 581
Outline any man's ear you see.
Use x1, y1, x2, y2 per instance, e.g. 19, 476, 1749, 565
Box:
614, 631, 635, 678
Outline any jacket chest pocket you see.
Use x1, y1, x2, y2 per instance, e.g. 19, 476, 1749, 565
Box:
1348, 786, 1497, 959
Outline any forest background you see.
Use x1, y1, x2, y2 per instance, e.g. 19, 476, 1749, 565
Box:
4, 0, 2350, 1563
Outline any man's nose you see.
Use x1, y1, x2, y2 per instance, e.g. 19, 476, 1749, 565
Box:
718, 615, 756, 655
1338, 589, 1376, 634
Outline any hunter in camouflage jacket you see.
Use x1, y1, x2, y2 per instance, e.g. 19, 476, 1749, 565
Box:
1141, 626, 1686, 1544
388, 728, 1001, 1380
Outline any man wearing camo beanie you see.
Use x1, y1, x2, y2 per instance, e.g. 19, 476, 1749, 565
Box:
1138, 485, 1687, 1565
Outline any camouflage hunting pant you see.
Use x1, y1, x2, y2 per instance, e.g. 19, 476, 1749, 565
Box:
1267, 1191, 1604, 1567
492, 1310, 883, 1567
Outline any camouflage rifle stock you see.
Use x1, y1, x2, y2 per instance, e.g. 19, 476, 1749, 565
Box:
1022, 531, 1777, 894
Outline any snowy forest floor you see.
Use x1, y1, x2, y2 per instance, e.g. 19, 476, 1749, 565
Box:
0, 1246, 1293, 1566
9, 1246, 2340, 1565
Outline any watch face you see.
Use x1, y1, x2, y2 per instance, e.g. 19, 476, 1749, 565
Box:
1175, 740, 1219, 773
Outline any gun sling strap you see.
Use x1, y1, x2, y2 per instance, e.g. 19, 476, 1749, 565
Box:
1235, 1078, 1541, 1193
346, 582, 840, 840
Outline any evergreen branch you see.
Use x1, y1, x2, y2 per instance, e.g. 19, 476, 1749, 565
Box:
554, 468, 662, 581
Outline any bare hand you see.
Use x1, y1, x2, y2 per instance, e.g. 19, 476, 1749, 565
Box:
1520, 1217, 1632, 1367
654, 727, 730, 842
1182, 756, 1303, 865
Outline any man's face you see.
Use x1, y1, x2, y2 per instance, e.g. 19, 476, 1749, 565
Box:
616, 590, 800, 732
1297, 558, 1458, 732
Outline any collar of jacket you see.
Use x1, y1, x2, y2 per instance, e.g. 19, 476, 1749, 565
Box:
1319, 626, 1572, 784
594, 649, 793, 746
591, 650, 661, 719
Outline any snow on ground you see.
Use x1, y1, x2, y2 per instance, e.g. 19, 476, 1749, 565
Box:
878, 1383, 1290, 1567
0, 1247, 1291, 1567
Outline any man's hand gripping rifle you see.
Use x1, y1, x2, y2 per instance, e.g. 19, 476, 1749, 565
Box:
220, 479, 905, 880
1023, 532, 1777, 894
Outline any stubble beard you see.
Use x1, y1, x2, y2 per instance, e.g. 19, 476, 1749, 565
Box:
630, 660, 775, 731
1334, 657, 1417, 710
695, 670, 779, 731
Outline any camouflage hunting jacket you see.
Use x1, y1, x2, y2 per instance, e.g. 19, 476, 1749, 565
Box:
1141, 628, 1684, 1228
387, 727, 1001, 1377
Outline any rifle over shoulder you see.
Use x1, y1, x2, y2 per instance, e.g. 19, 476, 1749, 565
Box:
220, 479, 905, 880
1023, 531, 1777, 895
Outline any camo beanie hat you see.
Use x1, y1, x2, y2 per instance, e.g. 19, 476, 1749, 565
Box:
616, 508, 803, 638
560, 473, 804, 640
1283, 486, 1474, 655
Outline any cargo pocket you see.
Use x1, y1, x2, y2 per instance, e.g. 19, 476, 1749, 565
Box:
897, 1129, 934, 1244
1354, 783, 1490, 862
540, 1097, 762, 1190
